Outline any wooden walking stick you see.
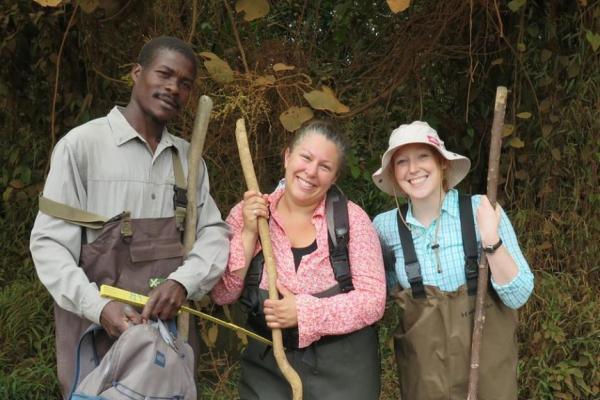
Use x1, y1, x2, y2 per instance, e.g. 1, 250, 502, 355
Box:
177, 95, 213, 341
466, 86, 508, 400
235, 118, 303, 400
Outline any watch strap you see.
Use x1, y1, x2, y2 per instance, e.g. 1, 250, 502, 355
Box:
483, 237, 503, 253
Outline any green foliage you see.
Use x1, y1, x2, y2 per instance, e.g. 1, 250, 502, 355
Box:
518, 272, 599, 399
0, 279, 59, 398
0, 0, 598, 398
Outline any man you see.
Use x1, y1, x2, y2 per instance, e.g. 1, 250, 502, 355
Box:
30, 36, 229, 396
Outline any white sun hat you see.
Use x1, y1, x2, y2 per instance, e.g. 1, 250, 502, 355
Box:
372, 121, 471, 196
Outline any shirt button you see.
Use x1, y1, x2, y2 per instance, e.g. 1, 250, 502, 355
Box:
151, 193, 156, 200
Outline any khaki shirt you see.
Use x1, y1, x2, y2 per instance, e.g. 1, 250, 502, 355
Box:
30, 107, 230, 324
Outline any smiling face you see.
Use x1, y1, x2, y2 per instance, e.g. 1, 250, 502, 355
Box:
130, 49, 195, 124
392, 143, 447, 202
283, 132, 340, 207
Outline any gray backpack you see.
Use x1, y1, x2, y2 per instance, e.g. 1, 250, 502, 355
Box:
70, 320, 196, 399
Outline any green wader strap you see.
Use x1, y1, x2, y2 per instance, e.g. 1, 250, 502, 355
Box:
38, 196, 109, 230
38, 146, 188, 231
171, 149, 187, 232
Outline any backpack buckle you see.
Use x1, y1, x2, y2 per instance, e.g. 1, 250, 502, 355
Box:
332, 256, 354, 292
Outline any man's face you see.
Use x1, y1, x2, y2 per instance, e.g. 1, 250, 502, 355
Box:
130, 49, 195, 123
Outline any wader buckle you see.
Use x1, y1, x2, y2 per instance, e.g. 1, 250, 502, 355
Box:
405, 261, 421, 283
465, 256, 479, 295
120, 211, 133, 238
173, 187, 188, 231
406, 261, 426, 299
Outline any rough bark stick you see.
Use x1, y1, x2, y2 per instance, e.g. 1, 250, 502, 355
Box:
466, 86, 507, 400
235, 118, 303, 400
178, 95, 213, 341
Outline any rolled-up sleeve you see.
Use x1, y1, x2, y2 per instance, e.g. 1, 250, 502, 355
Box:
295, 203, 386, 348
30, 139, 111, 324
490, 207, 534, 309
168, 160, 230, 300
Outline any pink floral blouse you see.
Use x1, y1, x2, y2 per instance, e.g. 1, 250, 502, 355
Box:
211, 188, 386, 348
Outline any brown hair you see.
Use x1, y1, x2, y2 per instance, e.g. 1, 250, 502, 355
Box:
288, 119, 348, 177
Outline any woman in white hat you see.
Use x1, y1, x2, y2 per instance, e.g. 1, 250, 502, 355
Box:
372, 121, 533, 400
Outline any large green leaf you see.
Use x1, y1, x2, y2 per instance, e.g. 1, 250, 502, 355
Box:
585, 30, 600, 52
508, 0, 526, 12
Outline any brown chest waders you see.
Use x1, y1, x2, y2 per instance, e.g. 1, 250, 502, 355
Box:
39, 151, 201, 397
236, 186, 381, 400
392, 195, 518, 400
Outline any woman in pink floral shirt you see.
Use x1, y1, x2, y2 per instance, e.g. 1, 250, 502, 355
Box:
212, 120, 385, 400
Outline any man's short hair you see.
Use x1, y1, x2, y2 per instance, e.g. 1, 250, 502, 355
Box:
137, 36, 198, 71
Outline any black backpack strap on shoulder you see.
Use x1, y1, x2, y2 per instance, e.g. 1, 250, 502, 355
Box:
459, 194, 479, 296
396, 205, 426, 299
326, 185, 354, 293
239, 251, 265, 312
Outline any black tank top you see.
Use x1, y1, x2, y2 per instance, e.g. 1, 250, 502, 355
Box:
291, 240, 317, 270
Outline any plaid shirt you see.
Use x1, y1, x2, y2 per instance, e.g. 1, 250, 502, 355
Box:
373, 189, 533, 309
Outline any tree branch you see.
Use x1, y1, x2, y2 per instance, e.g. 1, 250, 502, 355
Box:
223, 0, 249, 75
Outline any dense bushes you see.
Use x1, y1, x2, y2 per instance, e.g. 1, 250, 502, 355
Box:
0, 0, 598, 398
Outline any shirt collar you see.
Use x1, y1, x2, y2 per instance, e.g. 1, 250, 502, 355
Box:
107, 106, 174, 149
442, 189, 460, 218
405, 188, 460, 226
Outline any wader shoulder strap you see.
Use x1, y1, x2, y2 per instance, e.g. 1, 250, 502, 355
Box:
171, 149, 188, 232
396, 205, 426, 299
38, 196, 109, 230
458, 194, 479, 296
326, 185, 354, 293
39, 149, 188, 231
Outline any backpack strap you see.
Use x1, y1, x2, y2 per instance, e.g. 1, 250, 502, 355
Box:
171, 149, 188, 232
240, 251, 265, 313
241, 185, 354, 314
396, 205, 426, 299
68, 324, 104, 399
326, 185, 354, 293
459, 194, 479, 296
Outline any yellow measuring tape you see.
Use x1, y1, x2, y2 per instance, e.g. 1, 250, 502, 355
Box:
100, 285, 272, 346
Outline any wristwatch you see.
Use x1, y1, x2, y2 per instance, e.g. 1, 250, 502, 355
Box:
483, 238, 503, 254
